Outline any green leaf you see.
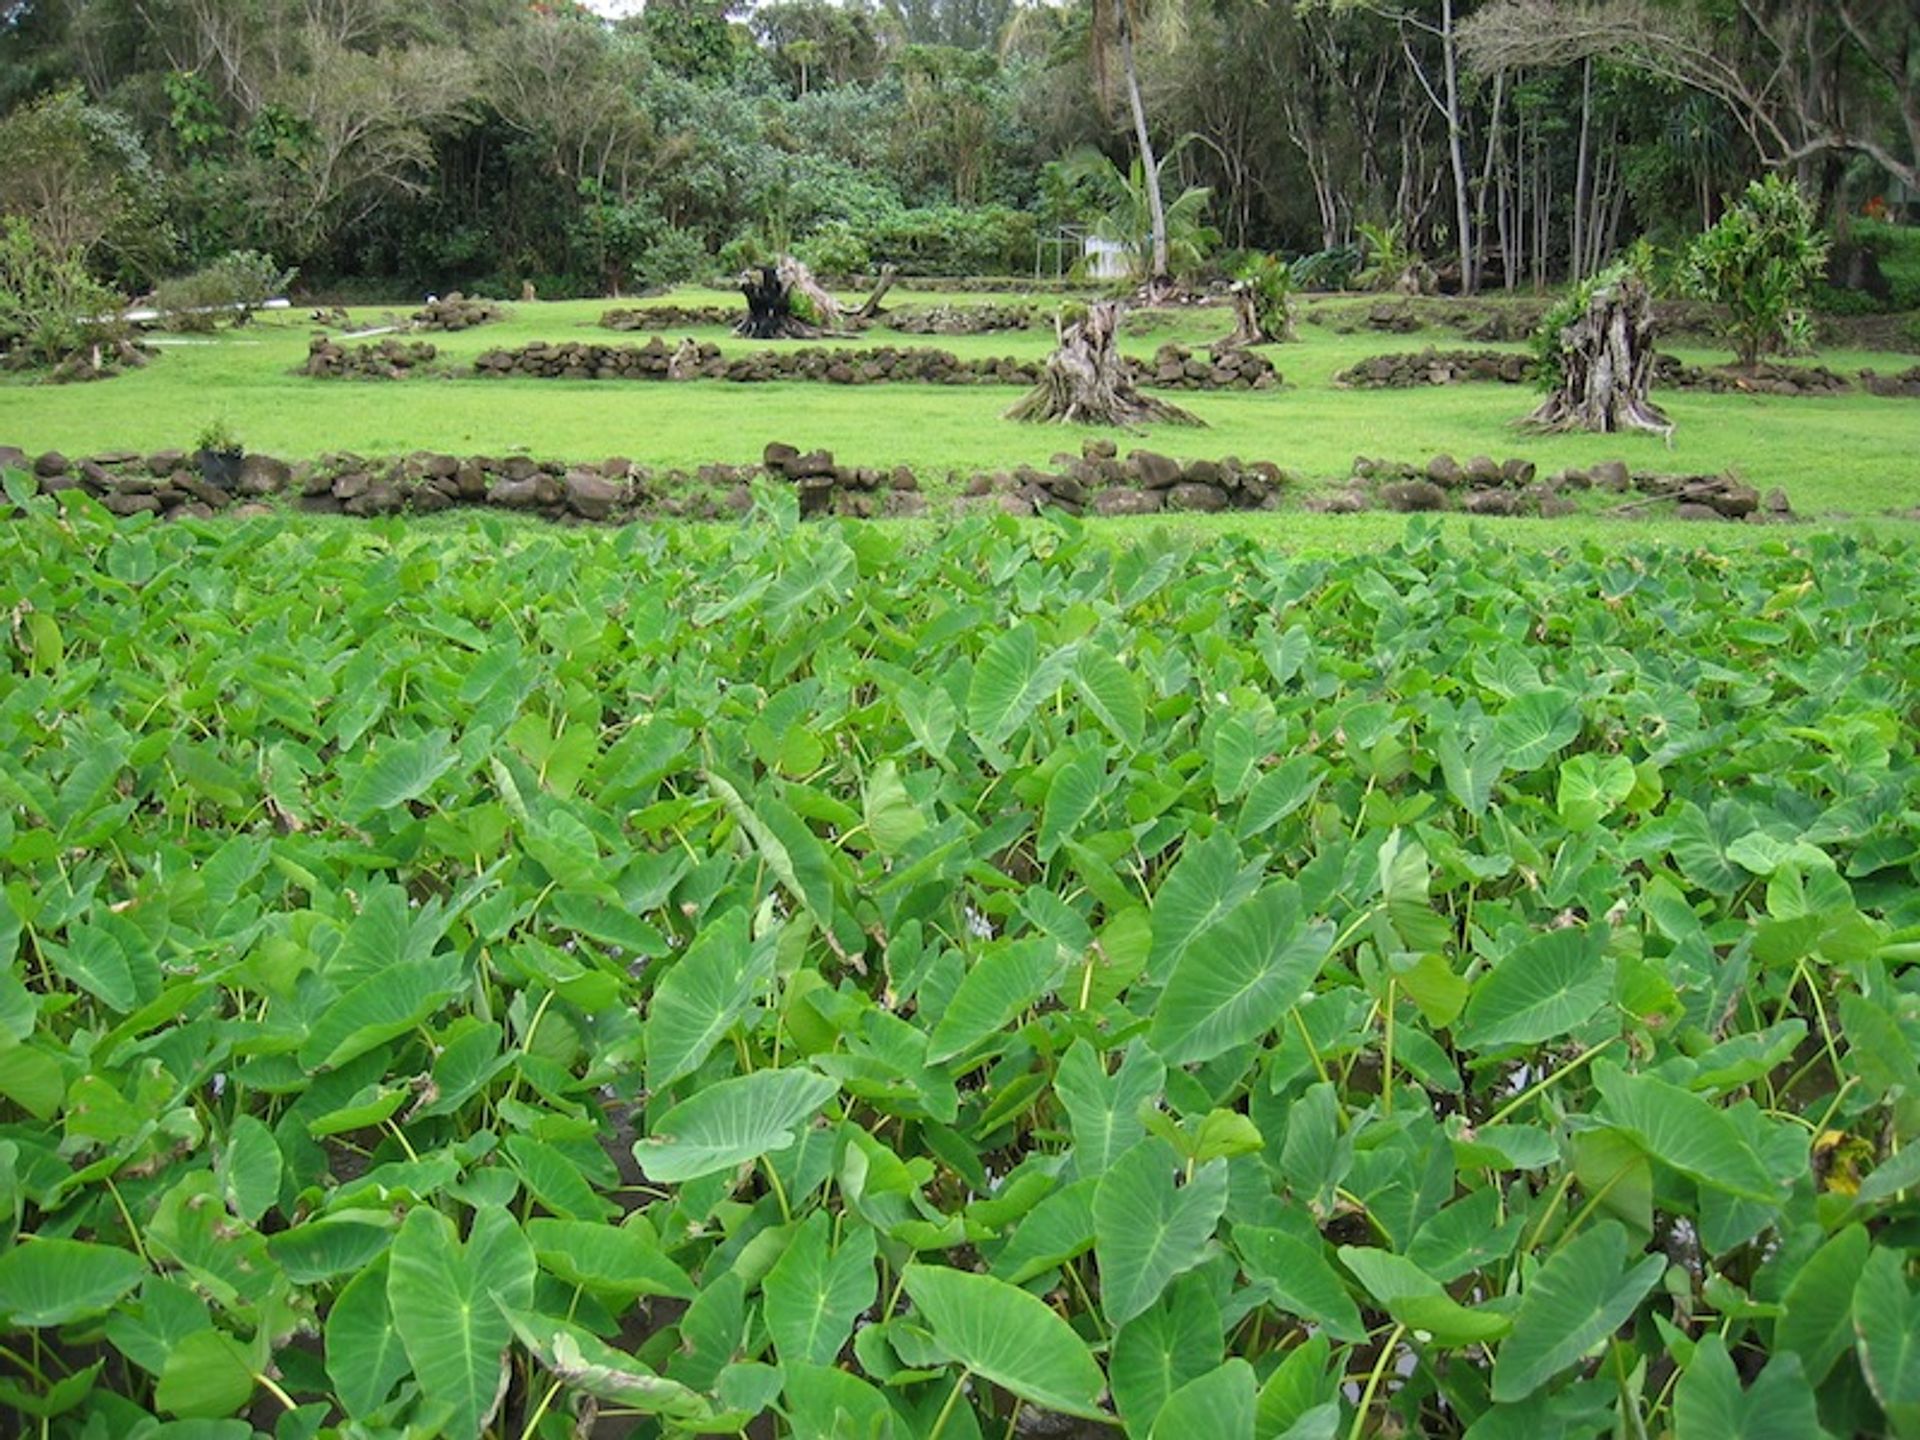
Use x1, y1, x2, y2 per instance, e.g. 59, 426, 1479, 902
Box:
505, 1134, 618, 1221
901, 1263, 1107, 1420
1149, 1359, 1255, 1440
968, 623, 1077, 749
1254, 1335, 1339, 1440
1055, 1040, 1166, 1178
927, 938, 1064, 1063
1040, 750, 1107, 860
1556, 754, 1635, 830
709, 772, 837, 930
646, 908, 775, 1092
340, 728, 458, 820
1093, 1140, 1230, 1328
298, 953, 463, 1072
1436, 729, 1504, 817
0, 1238, 144, 1327
1110, 1273, 1223, 1439
1457, 927, 1612, 1051
1490, 689, 1579, 771
1853, 1246, 1920, 1435
325, 1258, 410, 1419
763, 1212, 877, 1366
387, 1204, 536, 1440
1146, 830, 1261, 984
992, 1175, 1099, 1285
1071, 644, 1145, 750
217, 1116, 281, 1227
1239, 756, 1326, 838
1592, 1061, 1780, 1202
1235, 1227, 1366, 1343
1490, 1221, 1664, 1403
1776, 1223, 1868, 1384
863, 760, 926, 856
156, 1329, 254, 1419
782, 1360, 898, 1440
1149, 884, 1332, 1065
1337, 1246, 1511, 1346
527, 1218, 694, 1299
634, 1067, 838, 1183
1673, 1335, 1824, 1440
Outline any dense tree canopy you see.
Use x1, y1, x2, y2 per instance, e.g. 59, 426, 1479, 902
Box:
0, 0, 1913, 297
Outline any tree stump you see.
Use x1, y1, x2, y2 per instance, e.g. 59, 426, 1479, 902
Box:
854, 264, 899, 323
1523, 271, 1672, 439
1005, 302, 1202, 428
735, 256, 843, 340
1221, 280, 1294, 348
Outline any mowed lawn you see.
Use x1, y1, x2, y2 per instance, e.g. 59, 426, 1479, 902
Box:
2, 286, 1917, 536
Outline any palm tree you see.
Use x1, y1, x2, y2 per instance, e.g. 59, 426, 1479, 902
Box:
1060, 145, 1219, 286
1089, 0, 1174, 295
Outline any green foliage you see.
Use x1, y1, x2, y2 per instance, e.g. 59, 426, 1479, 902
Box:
1291, 244, 1362, 291
152, 251, 296, 331
1354, 221, 1425, 294
1679, 174, 1831, 368
191, 417, 241, 454
0, 216, 126, 372
1061, 145, 1219, 286
0, 490, 1918, 1436
1234, 252, 1296, 339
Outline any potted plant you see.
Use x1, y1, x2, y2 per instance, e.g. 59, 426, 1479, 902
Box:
193, 418, 243, 490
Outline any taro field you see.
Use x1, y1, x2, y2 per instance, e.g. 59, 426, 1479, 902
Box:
2, 485, 1919, 1440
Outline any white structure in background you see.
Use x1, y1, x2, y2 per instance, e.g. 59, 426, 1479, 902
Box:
1083, 237, 1129, 280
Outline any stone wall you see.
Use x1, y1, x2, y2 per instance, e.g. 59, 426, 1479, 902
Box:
1303, 452, 1792, 522
1334, 348, 1531, 388
304, 337, 439, 379
411, 293, 506, 331
1332, 345, 1913, 397
599, 305, 740, 331
1, 441, 1287, 524
469, 339, 1279, 391
881, 304, 1041, 335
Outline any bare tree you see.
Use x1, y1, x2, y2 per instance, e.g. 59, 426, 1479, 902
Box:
1461, 0, 1918, 194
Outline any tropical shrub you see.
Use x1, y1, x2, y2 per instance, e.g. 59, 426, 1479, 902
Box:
0, 216, 127, 370
1678, 173, 1830, 368
152, 250, 296, 330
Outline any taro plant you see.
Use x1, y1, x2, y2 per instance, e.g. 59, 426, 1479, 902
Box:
0, 487, 1917, 1439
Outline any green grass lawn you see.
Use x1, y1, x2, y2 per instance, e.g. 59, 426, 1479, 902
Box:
3, 286, 1917, 534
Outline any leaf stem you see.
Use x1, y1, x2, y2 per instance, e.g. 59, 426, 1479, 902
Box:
517, 1376, 565, 1440
1485, 1038, 1616, 1127
762, 1156, 792, 1223
928, 1369, 973, 1440
1345, 1322, 1406, 1440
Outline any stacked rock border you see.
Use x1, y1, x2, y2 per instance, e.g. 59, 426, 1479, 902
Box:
410, 293, 507, 331
2, 443, 1797, 527
304, 337, 439, 378
462, 339, 1279, 391
2, 441, 1284, 524
1334, 346, 1920, 398
1309, 452, 1792, 522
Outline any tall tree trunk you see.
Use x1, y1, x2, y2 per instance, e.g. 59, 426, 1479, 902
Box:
1572, 57, 1592, 282
1440, 0, 1476, 293
1116, 0, 1171, 289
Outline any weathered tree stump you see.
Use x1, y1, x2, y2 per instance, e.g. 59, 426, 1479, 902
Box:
1005, 302, 1202, 428
854, 264, 898, 323
735, 256, 843, 340
1523, 270, 1672, 439
1221, 280, 1294, 348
